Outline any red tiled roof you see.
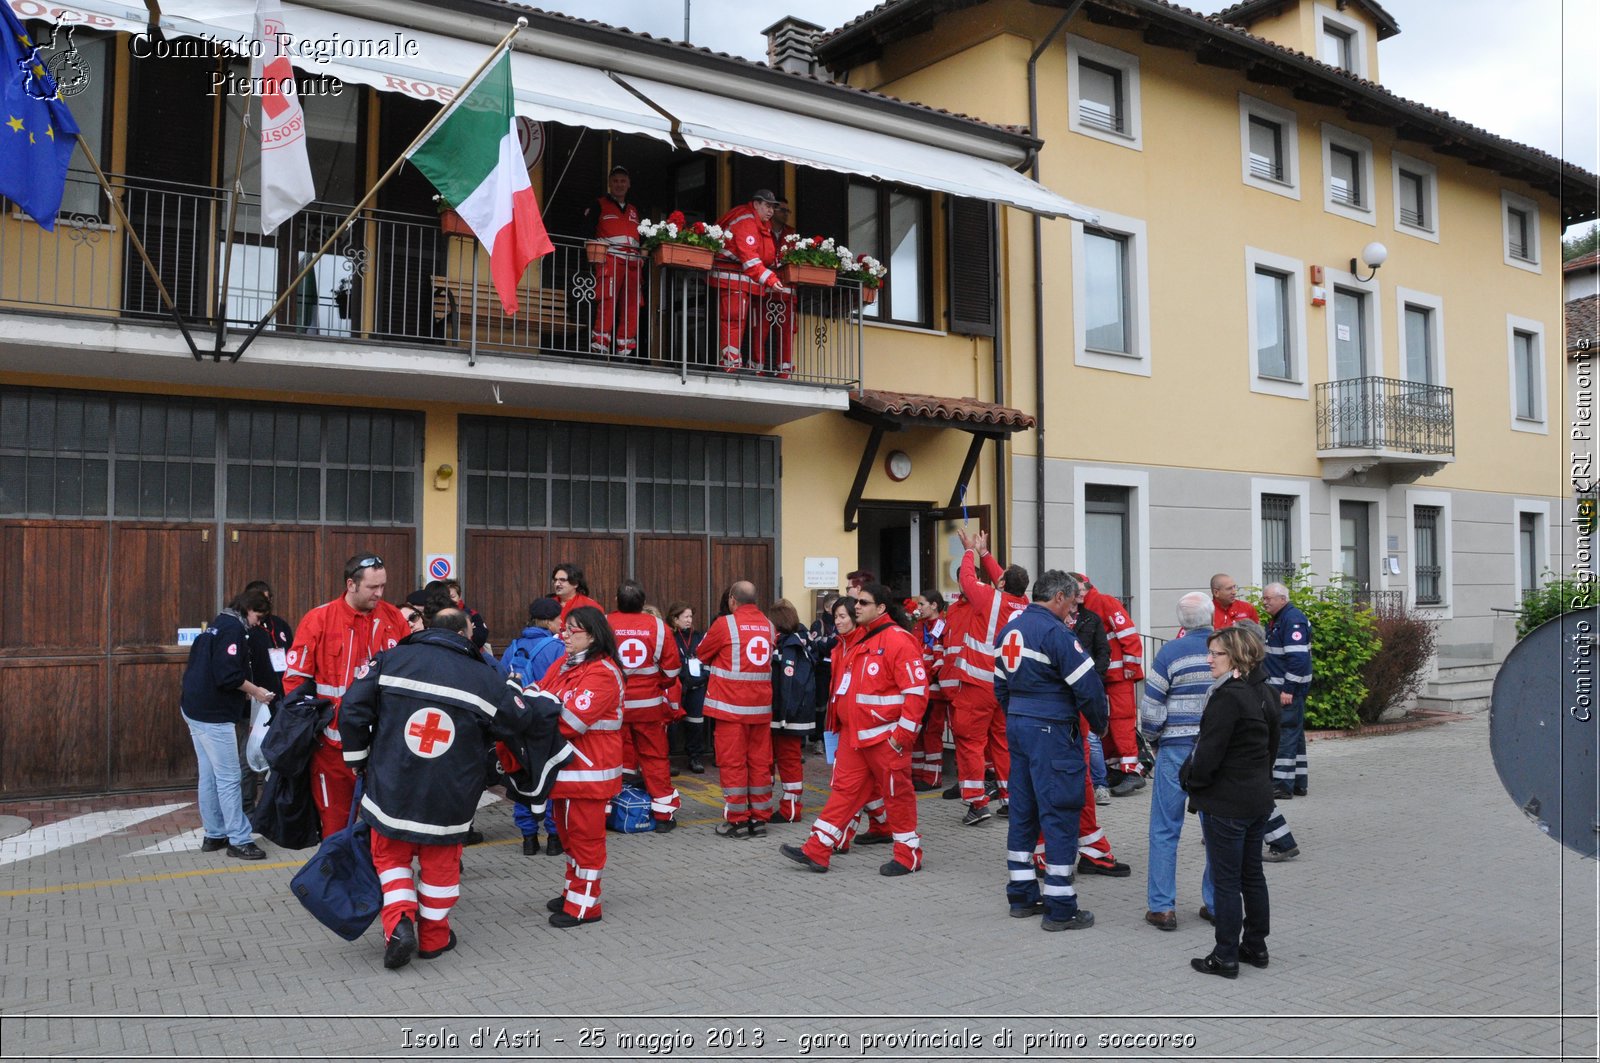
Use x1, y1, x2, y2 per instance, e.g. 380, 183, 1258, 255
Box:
1567, 251, 1600, 274
1568, 297, 1598, 356
853, 389, 1036, 430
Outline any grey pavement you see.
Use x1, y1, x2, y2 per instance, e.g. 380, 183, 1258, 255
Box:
0, 716, 1594, 1061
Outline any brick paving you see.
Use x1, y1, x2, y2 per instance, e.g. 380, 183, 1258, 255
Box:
0, 717, 1594, 1061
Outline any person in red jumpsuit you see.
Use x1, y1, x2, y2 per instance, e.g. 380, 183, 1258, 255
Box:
1211, 572, 1260, 630
765, 196, 798, 376
950, 528, 1029, 824
1070, 571, 1146, 794
285, 552, 410, 841
585, 165, 642, 358
696, 580, 776, 836
709, 189, 790, 373
551, 561, 603, 625
819, 596, 890, 850
607, 579, 682, 831
537, 605, 625, 927
781, 583, 928, 875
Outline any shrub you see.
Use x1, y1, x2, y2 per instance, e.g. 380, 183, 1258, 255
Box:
1248, 566, 1380, 731
1358, 608, 1438, 723
1517, 573, 1597, 639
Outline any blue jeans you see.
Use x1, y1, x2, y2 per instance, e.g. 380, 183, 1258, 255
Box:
1005, 716, 1085, 921
182, 711, 253, 846
1146, 738, 1213, 913
1086, 731, 1108, 788
1199, 810, 1271, 964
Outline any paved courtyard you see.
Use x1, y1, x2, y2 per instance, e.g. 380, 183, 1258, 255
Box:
1, 714, 1594, 1061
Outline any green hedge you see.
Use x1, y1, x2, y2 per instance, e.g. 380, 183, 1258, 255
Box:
1517, 573, 1597, 640
1248, 566, 1380, 731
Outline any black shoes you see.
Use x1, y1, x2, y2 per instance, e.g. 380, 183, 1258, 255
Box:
1109, 776, 1147, 796
941, 784, 962, 800
384, 916, 418, 969
912, 780, 937, 792
1077, 857, 1132, 878
1272, 786, 1293, 801
464, 828, 486, 845
522, 835, 539, 856
549, 909, 599, 928
1263, 845, 1300, 862
962, 805, 993, 826
1009, 900, 1044, 918
1238, 945, 1270, 969
745, 820, 768, 838
878, 860, 915, 877
687, 757, 706, 774
226, 842, 266, 860
780, 843, 828, 873
655, 818, 677, 834
1191, 954, 1239, 979
995, 800, 1009, 818
1041, 910, 1094, 931
199, 836, 229, 853
855, 831, 892, 846
417, 930, 457, 960
715, 820, 746, 838
1198, 905, 1214, 923
546, 836, 565, 857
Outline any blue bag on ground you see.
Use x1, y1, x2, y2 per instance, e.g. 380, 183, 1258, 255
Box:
606, 785, 656, 833
290, 780, 381, 940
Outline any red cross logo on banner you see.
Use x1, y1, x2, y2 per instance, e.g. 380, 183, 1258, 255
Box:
745, 635, 772, 668
405, 708, 455, 758
260, 26, 293, 121
998, 630, 1027, 673
618, 638, 649, 670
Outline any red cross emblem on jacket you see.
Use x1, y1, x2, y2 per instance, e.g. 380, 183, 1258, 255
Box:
997, 629, 1027, 673
406, 709, 454, 758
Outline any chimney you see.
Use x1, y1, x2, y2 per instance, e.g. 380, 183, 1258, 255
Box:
762, 16, 825, 77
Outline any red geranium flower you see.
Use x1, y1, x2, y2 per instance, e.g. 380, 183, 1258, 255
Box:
692, 221, 706, 233
668, 210, 686, 227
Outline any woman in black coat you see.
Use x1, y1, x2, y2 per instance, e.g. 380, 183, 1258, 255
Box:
1180, 624, 1279, 978
668, 602, 708, 773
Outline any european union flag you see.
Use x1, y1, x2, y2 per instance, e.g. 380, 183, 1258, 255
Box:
0, 5, 81, 231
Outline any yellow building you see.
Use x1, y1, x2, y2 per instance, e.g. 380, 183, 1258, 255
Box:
817, 0, 1596, 677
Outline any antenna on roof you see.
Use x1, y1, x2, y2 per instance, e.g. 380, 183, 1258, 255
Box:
683, 0, 691, 44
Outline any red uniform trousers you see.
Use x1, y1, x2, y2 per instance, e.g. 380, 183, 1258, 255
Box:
311, 741, 357, 841
620, 721, 680, 822
771, 732, 805, 822
1103, 680, 1143, 777
717, 287, 768, 371
594, 253, 642, 355
1031, 731, 1118, 870
951, 683, 1010, 808
552, 797, 608, 921
714, 718, 774, 822
912, 700, 948, 786
371, 829, 462, 954
801, 742, 921, 871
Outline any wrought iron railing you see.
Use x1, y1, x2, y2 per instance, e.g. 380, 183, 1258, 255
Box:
1316, 376, 1454, 455
1, 173, 863, 388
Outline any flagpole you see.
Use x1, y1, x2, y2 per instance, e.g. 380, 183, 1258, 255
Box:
214, 110, 251, 356
72, 132, 204, 360
228, 16, 527, 364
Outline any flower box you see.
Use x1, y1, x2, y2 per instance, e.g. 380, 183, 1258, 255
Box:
778, 262, 836, 287
585, 240, 610, 266
439, 209, 473, 237
862, 285, 878, 306
651, 242, 714, 271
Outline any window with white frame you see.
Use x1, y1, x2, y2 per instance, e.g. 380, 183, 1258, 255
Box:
1321, 23, 1354, 70
1067, 36, 1142, 150
1322, 125, 1375, 222
1396, 288, 1445, 388
1315, 3, 1369, 77
1513, 501, 1549, 603
1239, 95, 1300, 199
1261, 494, 1297, 585
1392, 152, 1439, 240
1253, 478, 1311, 590
1506, 313, 1547, 432
1073, 209, 1151, 375
1414, 505, 1442, 605
1502, 190, 1541, 271
1245, 247, 1308, 398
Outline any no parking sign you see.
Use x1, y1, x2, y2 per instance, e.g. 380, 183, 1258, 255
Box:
425, 554, 455, 582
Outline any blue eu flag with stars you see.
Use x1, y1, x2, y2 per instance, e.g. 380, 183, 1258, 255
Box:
0, 5, 81, 231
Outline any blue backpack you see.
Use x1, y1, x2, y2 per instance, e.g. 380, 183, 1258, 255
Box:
606, 785, 656, 833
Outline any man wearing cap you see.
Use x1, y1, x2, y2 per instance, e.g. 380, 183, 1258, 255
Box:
711, 189, 790, 373
285, 553, 411, 840
499, 597, 567, 855
585, 165, 642, 358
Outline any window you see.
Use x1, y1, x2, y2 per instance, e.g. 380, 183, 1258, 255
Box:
1261, 494, 1296, 585
1397, 288, 1445, 387
1506, 313, 1547, 432
1322, 24, 1354, 70
1245, 248, 1308, 397
1067, 36, 1142, 150
1073, 466, 1150, 625
1513, 502, 1550, 603
1414, 505, 1442, 605
1239, 95, 1301, 199
847, 181, 930, 328
1392, 153, 1439, 241
1322, 126, 1376, 223
1502, 191, 1541, 271
7, 27, 113, 222
1073, 209, 1151, 375
1315, 4, 1369, 77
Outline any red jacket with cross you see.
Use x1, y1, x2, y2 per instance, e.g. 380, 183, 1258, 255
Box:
538, 654, 625, 800
285, 595, 410, 748
711, 204, 780, 295
696, 604, 776, 722
833, 614, 929, 750
1081, 582, 1144, 684
951, 550, 1028, 688
606, 610, 682, 723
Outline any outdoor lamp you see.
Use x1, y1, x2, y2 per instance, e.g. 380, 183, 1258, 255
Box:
1351, 241, 1388, 282
433, 463, 454, 490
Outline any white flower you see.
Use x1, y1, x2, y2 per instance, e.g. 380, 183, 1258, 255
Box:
665, 223, 679, 237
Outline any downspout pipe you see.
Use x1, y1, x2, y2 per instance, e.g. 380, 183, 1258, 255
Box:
991, 200, 1006, 556
1028, 2, 1081, 572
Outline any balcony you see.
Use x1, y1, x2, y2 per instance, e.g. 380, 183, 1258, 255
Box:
1315, 376, 1455, 483
0, 174, 863, 422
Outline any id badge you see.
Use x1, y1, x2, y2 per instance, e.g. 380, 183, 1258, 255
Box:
268, 648, 288, 673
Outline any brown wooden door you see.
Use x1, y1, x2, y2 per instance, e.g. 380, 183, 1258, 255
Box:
223, 526, 320, 631
111, 655, 192, 790
464, 530, 547, 647
0, 521, 108, 655
111, 523, 216, 651
552, 534, 625, 612
0, 657, 107, 795
711, 539, 774, 609
634, 536, 707, 623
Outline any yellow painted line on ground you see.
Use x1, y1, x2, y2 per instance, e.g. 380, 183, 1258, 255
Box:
0, 859, 306, 897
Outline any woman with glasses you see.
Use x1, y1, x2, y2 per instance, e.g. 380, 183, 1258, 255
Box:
535, 606, 624, 928
1180, 625, 1277, 978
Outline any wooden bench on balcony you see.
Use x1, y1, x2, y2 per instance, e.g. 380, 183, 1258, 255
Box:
430, 275, 581, 352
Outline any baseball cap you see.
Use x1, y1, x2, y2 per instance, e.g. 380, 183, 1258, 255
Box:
750, 188, 778, 204
404, 589, 432, 608
528, 597, 562, 621
609, 164, 629, 177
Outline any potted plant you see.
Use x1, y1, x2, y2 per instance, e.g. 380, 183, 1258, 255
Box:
776, 233, 841, 287
836, 251, 887, 305
638, 211, 727, 270
436, 197, 473, 237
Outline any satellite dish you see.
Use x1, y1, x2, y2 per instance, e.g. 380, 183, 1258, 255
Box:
1489, 607, 1599, 858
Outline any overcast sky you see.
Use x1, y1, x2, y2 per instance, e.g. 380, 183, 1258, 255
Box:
535, 0, 1597, 228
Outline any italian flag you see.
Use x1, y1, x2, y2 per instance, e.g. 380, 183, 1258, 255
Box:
407, 50, 553, 315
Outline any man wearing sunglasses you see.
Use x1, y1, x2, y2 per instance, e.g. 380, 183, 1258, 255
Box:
286, 553, 411, 840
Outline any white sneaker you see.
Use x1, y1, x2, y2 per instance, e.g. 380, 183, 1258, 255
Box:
1094, 785, 1111, 806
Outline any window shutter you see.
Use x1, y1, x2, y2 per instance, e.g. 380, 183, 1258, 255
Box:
947, 198, 996, 336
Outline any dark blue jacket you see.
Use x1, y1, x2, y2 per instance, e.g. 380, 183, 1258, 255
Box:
993, 603, 1108, 730
1265, 602, 1313, 698
180, 609, 254, 724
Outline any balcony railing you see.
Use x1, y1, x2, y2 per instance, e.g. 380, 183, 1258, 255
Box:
1316, 376, 1455, 455
1, 173, 863, 388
